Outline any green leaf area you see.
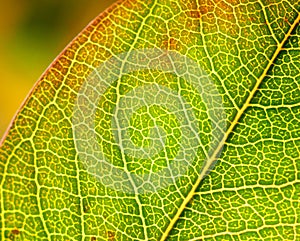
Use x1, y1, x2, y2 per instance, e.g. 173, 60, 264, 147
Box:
1, 0, 300, 240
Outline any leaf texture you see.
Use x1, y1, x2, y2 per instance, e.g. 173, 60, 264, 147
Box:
0, 0, 300, 240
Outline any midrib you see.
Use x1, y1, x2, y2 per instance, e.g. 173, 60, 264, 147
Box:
160, 13, 300, 241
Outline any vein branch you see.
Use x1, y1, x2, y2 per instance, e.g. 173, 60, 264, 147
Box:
159, 12, 300, 241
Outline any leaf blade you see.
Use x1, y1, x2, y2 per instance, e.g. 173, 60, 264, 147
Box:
0, 0, 299, 240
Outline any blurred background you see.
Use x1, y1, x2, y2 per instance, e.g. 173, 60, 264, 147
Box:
0, 0, 118, 140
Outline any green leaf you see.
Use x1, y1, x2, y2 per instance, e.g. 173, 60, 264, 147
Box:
1, 0, 300, 240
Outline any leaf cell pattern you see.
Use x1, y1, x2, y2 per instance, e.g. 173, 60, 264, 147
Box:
0, 0, 300, 240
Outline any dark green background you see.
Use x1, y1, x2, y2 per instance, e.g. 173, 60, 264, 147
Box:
0, 0, 118, 139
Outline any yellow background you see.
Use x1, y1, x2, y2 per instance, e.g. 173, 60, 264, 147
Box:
0, 0, 118, 140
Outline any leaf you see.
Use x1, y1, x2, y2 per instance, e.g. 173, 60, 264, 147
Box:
1, 0, 300, 240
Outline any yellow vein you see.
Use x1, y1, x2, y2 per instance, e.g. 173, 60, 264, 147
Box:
160, 13, 300, 241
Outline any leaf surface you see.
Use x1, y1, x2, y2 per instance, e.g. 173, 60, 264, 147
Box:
0, 0, 300, 240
